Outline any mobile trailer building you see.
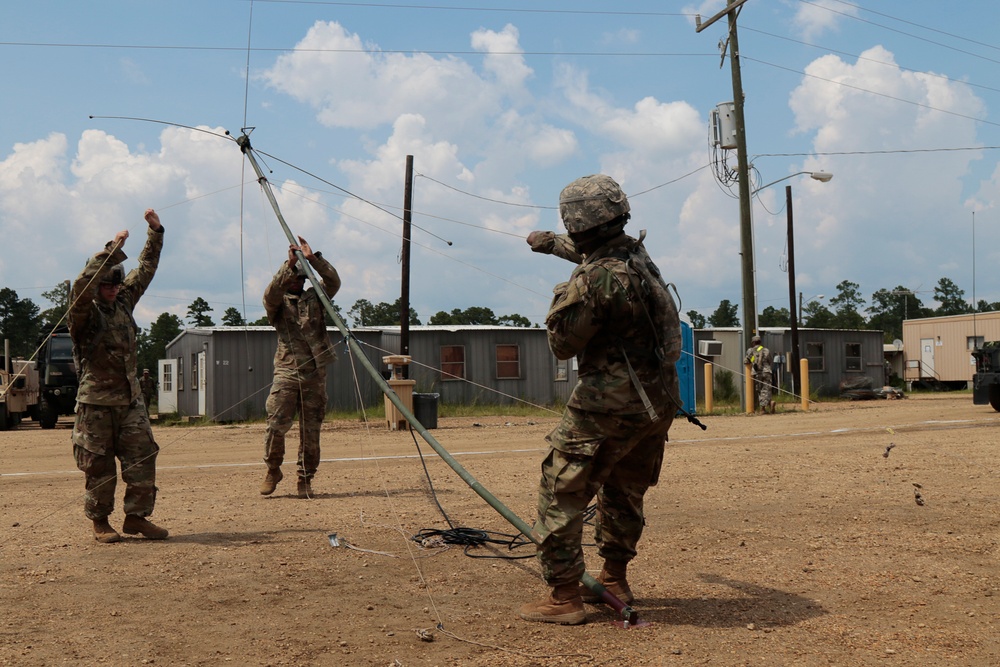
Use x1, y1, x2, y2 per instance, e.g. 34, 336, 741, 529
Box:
902, 312, 1000, 387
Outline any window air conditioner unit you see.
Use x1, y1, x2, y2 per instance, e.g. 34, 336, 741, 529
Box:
698, 340, 723, 356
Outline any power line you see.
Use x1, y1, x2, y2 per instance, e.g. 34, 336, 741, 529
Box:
793, 0, 1000, 66
0, 40, 715, 59
744, 56, 1000, 130
756, 145, 1000, 158
742, 25, 1000, 97
804, 0, 1000, 54
250, 1, 691, 18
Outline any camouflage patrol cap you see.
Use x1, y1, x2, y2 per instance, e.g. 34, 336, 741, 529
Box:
101, 263, 125, 286
558, 174, 630, 234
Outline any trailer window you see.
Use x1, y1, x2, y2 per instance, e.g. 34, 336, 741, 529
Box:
845, 343, 862, 371
555, 358, 568, 382
440, 346, 465, 381
495, 344, 520, 379
805, 342, 825, 371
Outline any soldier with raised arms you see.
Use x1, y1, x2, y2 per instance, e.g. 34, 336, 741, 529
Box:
259, 237, 341, 499
69, 209, 168, 543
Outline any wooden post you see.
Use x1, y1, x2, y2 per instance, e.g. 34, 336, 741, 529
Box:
745, 362, 755, 415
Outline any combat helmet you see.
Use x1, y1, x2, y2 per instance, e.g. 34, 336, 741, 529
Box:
558, 174, 630, 234
101, 263, 125, 286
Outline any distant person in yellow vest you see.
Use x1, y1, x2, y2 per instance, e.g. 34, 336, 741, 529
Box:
744, 335, 774, 414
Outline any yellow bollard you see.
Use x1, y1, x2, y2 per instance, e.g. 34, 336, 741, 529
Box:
704, 362, 714, 414
800, 358, 810, 411
745, 363, 755, 415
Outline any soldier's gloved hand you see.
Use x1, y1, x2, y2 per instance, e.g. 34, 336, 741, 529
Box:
527, 231, 555, 254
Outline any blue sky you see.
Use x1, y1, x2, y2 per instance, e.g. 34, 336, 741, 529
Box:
2, 0, 999, 330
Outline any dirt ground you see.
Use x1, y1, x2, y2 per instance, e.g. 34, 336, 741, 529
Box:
1, 393, 999, 666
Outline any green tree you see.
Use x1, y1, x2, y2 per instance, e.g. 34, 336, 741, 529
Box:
250, 315, 271, 326
829, 280, 867, 329
867, 286, 930, 342
348, 298, 419, 327
221, 307, 246, 327
802, 302, 834, 328
38, 280, 71, 331
686, 310, 706, 328
976, 299, 1000, 313
186, 297, 215, 327
0, 288, 41, 358
759, 306, 791, 327
137, 312, 183, 374
496, 313, 533, 328
707, 299, 739, 328
933, 277, 971, 315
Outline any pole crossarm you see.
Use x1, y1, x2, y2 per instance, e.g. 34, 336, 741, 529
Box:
695, 0, 752, 32
235, 134, 639, 625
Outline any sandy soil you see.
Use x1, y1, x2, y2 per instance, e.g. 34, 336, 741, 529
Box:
1, 393, 999, 666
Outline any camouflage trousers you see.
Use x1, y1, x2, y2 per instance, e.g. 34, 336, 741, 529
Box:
72, 400, 159, 521
263, 373, 327, 481
755, 376, 773, 409
532, 406, 673, 587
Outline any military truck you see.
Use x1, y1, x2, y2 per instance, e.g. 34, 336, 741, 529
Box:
0, 341, 39, 430
35, 325, 78, 429
971, 341, 1000, 410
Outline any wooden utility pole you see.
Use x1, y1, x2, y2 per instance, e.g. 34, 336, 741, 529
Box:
697, 0, 754, 409
400, 155, 413, 377
786, 185, 801, 396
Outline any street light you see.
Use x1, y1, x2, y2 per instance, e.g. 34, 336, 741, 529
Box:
749, 169, 833, 339
751, 170, 833, 196
799, 293, 826, 326
765, 171, 833, 398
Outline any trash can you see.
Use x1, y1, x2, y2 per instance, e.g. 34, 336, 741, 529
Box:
412, 393, 439, 429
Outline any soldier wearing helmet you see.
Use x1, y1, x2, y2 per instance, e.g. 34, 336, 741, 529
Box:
520, 174, 681, 625
68, 209, 169, 544
259, 236, 341, 499
744, 334, 774, 414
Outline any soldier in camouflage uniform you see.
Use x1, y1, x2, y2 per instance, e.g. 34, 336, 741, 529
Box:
69, 209, 169, 544
520, 174, 681, 625
744, 335, 774, 414
260, 236, 340, 499
139, 368, 156, 411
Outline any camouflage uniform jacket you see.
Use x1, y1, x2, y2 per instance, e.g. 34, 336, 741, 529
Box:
744, 344, 772, 378
69, 226, 164, 406
139, 375, 157, 397
263, 253, 341, 381
545, 233, 678, 416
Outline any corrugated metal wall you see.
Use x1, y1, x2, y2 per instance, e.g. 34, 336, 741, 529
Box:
166, 327, 385, 421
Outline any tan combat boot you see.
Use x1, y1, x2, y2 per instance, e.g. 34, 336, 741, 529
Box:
92, 518, 121, 544
122, 515, 169, 540
518, 582, 587, 625
260, 468, 282, 495
297, 479, 312, 499
581, 560, 634, 604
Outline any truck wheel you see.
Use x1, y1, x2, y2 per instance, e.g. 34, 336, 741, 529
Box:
0, 405, 8, 431
39, 397, 59, 429
989, 385, 1000, 412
